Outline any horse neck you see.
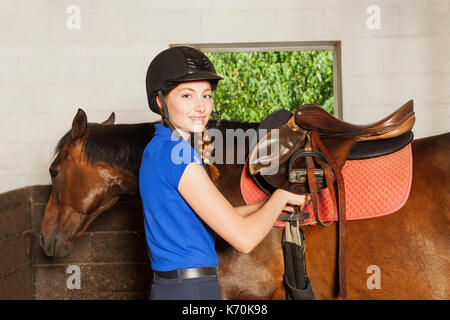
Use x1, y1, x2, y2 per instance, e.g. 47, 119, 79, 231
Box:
85, 122, 155, 195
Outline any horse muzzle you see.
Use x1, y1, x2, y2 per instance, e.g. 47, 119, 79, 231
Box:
39, 230, 74, 257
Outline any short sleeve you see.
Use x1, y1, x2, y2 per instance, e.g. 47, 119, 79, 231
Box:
160, 139, 204, 189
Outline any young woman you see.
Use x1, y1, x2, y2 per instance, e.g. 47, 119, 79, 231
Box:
140, 46, 309, 300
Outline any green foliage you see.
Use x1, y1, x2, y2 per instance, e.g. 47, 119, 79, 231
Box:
207, 50, 334, 122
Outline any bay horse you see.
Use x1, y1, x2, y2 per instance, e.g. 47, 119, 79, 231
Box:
40, 108, 450, 299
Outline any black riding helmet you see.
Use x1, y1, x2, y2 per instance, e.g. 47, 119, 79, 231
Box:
146, 46, 223, 134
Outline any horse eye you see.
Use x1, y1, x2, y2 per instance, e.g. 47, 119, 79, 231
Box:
49, 168, 59, 178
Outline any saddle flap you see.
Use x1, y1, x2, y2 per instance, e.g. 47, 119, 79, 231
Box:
248, 117, 307, 176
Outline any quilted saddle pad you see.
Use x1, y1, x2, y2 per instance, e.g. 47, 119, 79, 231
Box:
240, 144, 413, 227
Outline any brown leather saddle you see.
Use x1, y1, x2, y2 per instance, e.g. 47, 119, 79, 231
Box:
248, 100, 415, 298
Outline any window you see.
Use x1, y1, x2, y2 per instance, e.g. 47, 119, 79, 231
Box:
173, 42, 342, 122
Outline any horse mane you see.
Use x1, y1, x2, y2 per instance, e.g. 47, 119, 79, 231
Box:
54, 119, 259, 177
55, 122, 156, 177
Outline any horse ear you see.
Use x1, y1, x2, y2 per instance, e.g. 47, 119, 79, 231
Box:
71, 108, 88, 140
101, 112, 115, 125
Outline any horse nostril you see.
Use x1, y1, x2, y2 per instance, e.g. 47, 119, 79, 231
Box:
53, 237, 58, 257
39, 230, 69, 257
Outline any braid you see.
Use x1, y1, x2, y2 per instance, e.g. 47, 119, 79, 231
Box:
193, 128, 220, 184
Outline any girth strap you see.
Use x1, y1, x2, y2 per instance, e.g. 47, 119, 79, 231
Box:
304, 135, 336, 227
309, 136, 338, 227
285, 132, 346, 298
309, 130, 347, 298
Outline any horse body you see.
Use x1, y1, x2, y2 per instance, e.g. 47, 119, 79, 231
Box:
40, 109, 450, 299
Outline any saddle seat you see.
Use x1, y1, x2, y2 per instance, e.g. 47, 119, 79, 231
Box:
295, 100, 415, 141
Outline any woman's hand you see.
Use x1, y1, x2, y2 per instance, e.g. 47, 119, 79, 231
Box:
276, 189, 310, 212
282, 205, 296, 212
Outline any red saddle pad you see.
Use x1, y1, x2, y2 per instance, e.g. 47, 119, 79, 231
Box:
240, 144, 413, 227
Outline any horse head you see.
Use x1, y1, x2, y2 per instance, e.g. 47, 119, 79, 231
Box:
39, 109, 135, 257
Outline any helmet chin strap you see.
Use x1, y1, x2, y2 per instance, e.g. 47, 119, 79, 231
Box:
158, 91, 203, 155
210, 91, 221, 128
158, 91, 182, 140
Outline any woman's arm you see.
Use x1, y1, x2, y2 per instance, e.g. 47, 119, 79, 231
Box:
234, 199, 267, 217
234, 198, 295, 217
178, 163, 307, 253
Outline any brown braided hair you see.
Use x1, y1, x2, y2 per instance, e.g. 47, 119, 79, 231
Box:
192, 128, 220, 184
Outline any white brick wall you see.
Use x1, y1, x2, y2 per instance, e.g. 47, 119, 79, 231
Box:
0, 0, 448, 193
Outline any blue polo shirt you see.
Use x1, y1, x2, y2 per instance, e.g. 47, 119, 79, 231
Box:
139, 124, 218, 271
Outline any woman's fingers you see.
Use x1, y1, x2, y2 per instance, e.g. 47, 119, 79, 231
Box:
286, 196, 308, 206
283, 193, 312, 213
